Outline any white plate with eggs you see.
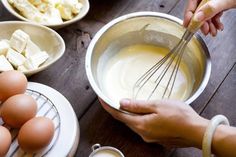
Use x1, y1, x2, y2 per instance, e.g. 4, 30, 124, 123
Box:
1, 0, 90, 29
0, 82, 80, 157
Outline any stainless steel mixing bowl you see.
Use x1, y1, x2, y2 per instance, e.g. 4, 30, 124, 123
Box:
86, 12, 211, 111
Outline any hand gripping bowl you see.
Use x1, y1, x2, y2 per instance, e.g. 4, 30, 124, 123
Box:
85, 12, 211, 112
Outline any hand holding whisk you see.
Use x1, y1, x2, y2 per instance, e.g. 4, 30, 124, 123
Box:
133, 0, 210, 100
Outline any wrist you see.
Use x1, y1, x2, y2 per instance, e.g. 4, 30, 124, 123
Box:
183, 117, 209, 148
211, 125, 236, 156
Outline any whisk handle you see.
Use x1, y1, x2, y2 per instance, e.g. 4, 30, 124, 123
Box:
187, 0, 210, 33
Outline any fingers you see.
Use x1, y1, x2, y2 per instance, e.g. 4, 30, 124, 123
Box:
183, 11, 193, 27
209, 19, 217, 36
195, 0, 229, 22
212, 12, 224, 30
99, 98, 141, 126
200, 21, 209, 35
184, 0, 200, 27
120, 99, 158, 114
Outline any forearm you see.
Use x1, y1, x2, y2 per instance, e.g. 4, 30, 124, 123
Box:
185, 119, 236, 156
212, 125, 236, 157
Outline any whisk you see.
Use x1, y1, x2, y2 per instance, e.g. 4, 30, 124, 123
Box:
133, 0, 208, 100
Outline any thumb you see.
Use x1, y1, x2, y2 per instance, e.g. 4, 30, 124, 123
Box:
120, 99, 157, 114
194, 0, 231, 22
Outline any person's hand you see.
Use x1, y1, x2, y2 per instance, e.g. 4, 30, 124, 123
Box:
183, 0, 236, 36
99, 98, 209, 148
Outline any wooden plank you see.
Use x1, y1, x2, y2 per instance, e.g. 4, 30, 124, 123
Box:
77, 100, 171, 157
0, 3, 16, 21
87, 0, 181, 23
120, 0, 181, 16
85, 0, 132, 23
201, 63, 236, 123
171, 148, 201, 157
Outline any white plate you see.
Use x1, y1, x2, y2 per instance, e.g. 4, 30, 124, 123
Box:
0, 21, 65, 76
0, 82, 79, 157
1, 0, 90, 29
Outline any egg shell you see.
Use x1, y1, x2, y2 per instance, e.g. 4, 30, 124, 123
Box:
18, 117, 54, 153
0, 70, 27, 102
1, 94, 37, 128
0, 126, 11, 157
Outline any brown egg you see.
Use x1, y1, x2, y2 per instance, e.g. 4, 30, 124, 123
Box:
0, 70, 27, 102
1, 94, 37, 128
18, 117, 54, 153
0, 126, 11, 156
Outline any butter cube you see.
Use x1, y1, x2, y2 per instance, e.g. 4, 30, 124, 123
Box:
0, 40, 10, 56
10, 29, 30, 53
23, 59, 37, 70
37, 2, 49, 13
28, 0, 42, 6
8, 0, 14, 4
0, 55, 14, 71
29, 51, 49, 68
17, 65, 28, 72
56, 4, 73, 20
8, 0, 43, 22
6, 48, 26, 67
72, 2, 83, 14
44, 6, 63, 24
24, 39, 41, 58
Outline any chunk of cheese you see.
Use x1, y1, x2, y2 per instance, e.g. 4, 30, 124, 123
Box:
6, 48, 26, 67
56, 4, 73, 20
17, 65, 28, 72
29, 51, 49, 68
44, 6, 63, 24
56, 0, 82, 20
0, 55, 14, 71
9, 0, 47, 23
23, 59, 37, 70
0, 40, 10, 56
28, 0, 43, 6
24, 39, 41, 58
10, 29, 30, 53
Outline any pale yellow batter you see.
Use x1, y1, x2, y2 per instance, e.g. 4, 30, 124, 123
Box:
92, 150, 122, 157
101, 44, 193, 106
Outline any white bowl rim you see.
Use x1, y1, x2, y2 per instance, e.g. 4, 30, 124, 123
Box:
1, 0, 90, 28
0, 21, 66, 75
85, 11, 212, 113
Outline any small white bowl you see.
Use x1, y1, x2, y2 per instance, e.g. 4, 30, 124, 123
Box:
0, 21, 65, 76
1, 0, 90, 29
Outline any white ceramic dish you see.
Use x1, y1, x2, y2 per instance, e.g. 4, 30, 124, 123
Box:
0, 82, 80, 157
0, 21, 65, 76
1, 0, 90, 29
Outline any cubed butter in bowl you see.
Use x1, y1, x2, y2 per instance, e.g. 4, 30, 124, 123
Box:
0, 21, 65, 76
1, 0, 90, 29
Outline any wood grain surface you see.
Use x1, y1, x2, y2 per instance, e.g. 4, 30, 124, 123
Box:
0, 0, 236, 156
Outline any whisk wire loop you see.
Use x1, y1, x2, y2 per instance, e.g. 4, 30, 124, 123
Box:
132, 30, 194, 100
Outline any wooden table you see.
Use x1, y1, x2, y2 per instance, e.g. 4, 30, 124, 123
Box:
1, 0, 236, 156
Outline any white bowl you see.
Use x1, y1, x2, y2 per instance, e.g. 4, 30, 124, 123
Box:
0, 21, 65, 76
1, 0, 90, 29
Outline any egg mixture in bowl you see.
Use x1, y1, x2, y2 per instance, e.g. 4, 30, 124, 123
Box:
86, 12, 211, 111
